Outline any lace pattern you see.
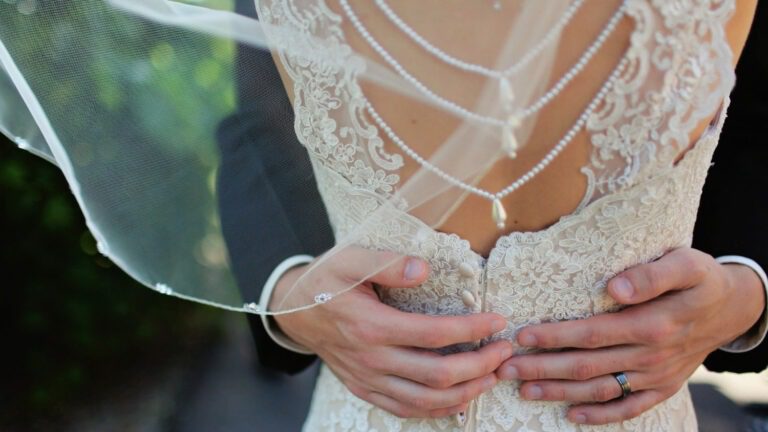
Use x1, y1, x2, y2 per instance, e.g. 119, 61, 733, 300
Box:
255, 0, 736, 430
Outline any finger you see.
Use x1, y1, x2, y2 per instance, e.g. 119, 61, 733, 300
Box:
607, 248, 713, 304
389, 341, 514, 388
349, 386, 427, 419
497, 347, 637, 381
376, 373, 497, 411
363, 391, 467, 419
520, 372, 649, 403
327, 246, 430, 288
427, 403, 469, 419
567, 389, 669, 425
516, 314, 637, 349
381, 310, 508, 348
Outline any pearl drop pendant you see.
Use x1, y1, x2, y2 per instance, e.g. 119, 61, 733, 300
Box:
491, 198, 507, 230
502, 124, 519, 159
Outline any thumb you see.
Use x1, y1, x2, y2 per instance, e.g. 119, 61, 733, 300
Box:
607, 248, 707, 305
329, 245, 430, 288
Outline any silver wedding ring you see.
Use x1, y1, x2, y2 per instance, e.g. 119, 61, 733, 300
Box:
612, 372, 632, 398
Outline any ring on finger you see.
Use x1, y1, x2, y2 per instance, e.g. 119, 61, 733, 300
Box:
612, 371, 632, 398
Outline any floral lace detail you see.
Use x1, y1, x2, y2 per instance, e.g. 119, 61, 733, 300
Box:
303, 116, 719, 431
581, 0, 734, 206
255, 0, 735, 430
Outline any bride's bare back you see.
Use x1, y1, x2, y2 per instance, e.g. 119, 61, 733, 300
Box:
275, 0, 756, 256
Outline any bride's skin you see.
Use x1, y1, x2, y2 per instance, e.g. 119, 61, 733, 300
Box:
273, 0, 763, 425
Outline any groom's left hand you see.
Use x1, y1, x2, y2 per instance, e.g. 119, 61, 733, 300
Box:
495, 247, 766, 425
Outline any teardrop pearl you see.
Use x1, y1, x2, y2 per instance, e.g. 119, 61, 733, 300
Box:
458, 262, 476, 278
492, 199, 507, 230
461, 290, 476, 308
502, 124, 518, 159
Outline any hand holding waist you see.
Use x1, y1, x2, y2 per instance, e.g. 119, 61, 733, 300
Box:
273, 247, 513, 419
496, 247, 766, 425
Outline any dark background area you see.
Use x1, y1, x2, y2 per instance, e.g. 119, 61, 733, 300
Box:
0, 140, 224, 430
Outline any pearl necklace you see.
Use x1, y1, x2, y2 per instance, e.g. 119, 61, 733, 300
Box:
373, 0, 585, 80
339, 0, 627, 158
366, 57, 629, 229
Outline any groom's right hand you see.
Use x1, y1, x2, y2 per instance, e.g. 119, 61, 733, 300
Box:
273, 247, 512, 419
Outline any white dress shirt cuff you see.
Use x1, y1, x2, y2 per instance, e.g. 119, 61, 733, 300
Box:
259, 255, 316, 355
715, 255, 768, 353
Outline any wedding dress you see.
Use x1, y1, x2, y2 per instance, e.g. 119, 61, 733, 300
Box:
254, 0, 737, 430
0, 0, 736, 429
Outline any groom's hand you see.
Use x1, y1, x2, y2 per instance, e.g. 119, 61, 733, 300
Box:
496, 247, 766, 425
273, 247, 513, 419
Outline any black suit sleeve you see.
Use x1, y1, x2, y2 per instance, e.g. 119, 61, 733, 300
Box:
697, 1, 768, 373
215, 0, 333, 374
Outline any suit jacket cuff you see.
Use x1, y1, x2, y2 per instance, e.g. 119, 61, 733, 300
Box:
259, 255, 316, 355
716, 255, 768, 353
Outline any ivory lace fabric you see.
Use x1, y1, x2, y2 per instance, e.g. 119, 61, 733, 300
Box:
255, 0, 736, 430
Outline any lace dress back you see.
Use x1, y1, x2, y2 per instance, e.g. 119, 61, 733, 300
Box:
255, 0, 737, 430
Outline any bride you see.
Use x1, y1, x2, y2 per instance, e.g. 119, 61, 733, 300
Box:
0, 0, 764, 431
254, 0, 760, 430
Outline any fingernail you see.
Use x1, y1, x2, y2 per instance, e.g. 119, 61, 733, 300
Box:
526, 385, 543, 400
404, 258, 424, 281
611, 277, 634, 299
502, 365, 518, 380
519, 333, 537, 347
492, 319, 506, 333
572, 414, 587, 424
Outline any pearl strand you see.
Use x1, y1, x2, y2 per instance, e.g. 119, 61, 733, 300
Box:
373, 0, 585, 79
365, 57, 628, 227
339, 0, 627, 126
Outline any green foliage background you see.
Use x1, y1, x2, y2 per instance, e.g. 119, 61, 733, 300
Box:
0, 0, 239, 427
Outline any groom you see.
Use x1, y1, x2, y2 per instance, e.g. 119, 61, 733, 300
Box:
217, 0, 767, 424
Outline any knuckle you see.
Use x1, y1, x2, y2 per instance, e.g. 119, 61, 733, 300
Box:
344, 321, 373, 343
643, 265, 666, 294
572, 361, 595, 380
679, 250, 710, 281
357, 351, 382, 372
404, 392, 437, 411
643, 320, 674, 344
346, 383, 368, 400
410, 395, 433, 411
422, 329, 448, 348
637, 350, 667, 369
469, 319, 492, 341
516, 363, 539, 380
583, 328, 604, 348
593, 384, 616, 402
427, 364, 455, 389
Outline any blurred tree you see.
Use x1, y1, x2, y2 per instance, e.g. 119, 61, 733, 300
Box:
0, 0, 239, 428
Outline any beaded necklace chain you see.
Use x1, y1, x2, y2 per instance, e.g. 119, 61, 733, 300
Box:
366, 58, 628, 229
337, 1, 629, 228
339, 0, 627, 159
373, 0, 585, 80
